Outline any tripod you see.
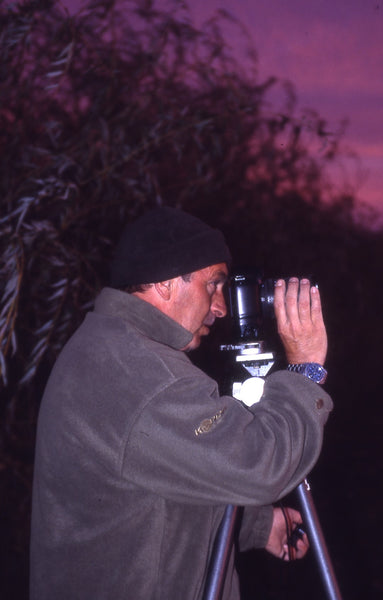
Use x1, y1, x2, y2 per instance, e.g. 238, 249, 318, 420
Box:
202, 342, 343, 600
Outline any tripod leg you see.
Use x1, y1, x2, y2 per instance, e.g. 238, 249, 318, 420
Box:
296, 479, 343, 600
202, 504, 239, 600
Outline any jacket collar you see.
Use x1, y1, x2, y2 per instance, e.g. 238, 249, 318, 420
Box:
94, 287, 193, 350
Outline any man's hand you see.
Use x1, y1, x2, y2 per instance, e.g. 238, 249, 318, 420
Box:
265, 507, 309, 561
274, 278, 328, 365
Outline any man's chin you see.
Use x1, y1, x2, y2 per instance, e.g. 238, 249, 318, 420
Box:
184, 328, 210, 351
184, 335, 202, 352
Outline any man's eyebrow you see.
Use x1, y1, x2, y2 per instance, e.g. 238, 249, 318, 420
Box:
211, 270, 228, 282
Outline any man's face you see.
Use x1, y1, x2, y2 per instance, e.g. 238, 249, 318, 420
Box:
170, 263, 228, 351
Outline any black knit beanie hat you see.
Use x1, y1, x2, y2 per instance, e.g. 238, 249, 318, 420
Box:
110, 207, 232, 287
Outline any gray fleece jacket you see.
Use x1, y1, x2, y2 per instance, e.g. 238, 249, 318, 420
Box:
30, 288, 333, 600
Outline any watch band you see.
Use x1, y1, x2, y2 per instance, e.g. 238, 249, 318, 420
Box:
287, 362, 327, 385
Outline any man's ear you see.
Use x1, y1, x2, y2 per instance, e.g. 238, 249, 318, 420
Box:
154, 280, 173, 301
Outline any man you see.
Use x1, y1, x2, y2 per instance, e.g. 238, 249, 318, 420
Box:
30, 207, 332, 599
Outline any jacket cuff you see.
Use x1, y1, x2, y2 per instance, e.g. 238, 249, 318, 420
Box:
238, 504, 274, 551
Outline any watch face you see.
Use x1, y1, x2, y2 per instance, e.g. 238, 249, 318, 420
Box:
304, 363, 326, 383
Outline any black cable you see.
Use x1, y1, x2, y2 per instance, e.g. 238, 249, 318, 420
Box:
279, 503, 305, 561
279, 503, 295, 561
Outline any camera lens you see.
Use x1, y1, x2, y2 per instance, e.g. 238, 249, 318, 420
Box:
260, 278, 276, 321
229, 270, 264, 341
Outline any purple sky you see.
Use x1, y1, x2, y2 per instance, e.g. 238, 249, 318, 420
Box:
63, 0, 383, 215
187, 0, 383, 215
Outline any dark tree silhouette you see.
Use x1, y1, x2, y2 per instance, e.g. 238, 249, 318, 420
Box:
0, 0, 382, 598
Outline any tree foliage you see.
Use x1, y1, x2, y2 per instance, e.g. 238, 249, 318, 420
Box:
0, 0, 371, 395
1, 1, 383, 597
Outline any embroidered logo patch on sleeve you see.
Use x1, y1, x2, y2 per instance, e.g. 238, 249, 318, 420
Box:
194, 407, 226, 436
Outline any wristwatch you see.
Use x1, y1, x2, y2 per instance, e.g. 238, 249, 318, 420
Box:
287, 363, 328, 385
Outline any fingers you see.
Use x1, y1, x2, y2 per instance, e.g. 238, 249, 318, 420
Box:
287, 508, 309, 560
282, 541, 309, 561
282, 531, 309, 561
274, 277, 328, 365
273, 278, 287, 324
295, 534, 310, 558
266, 507, 310, 562
275, 278, 312, 324
309, 282, 325, 326
281, 510, 309, 561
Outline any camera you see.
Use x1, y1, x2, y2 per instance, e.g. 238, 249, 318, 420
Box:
228, 269, 276, 342
228, 268, 316, 342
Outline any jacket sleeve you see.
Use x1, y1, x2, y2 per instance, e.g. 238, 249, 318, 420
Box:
238, 505, 274, 552
123, 369, 332, 507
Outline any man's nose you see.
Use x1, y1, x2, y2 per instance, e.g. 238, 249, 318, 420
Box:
211, 290, 227, 318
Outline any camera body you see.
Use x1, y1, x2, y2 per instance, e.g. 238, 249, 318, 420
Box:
220, 268, 277, 401
228, 269, 277, 343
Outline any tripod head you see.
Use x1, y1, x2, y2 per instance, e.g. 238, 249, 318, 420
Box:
220, 342, 275, 405
220, 268, 276, 404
